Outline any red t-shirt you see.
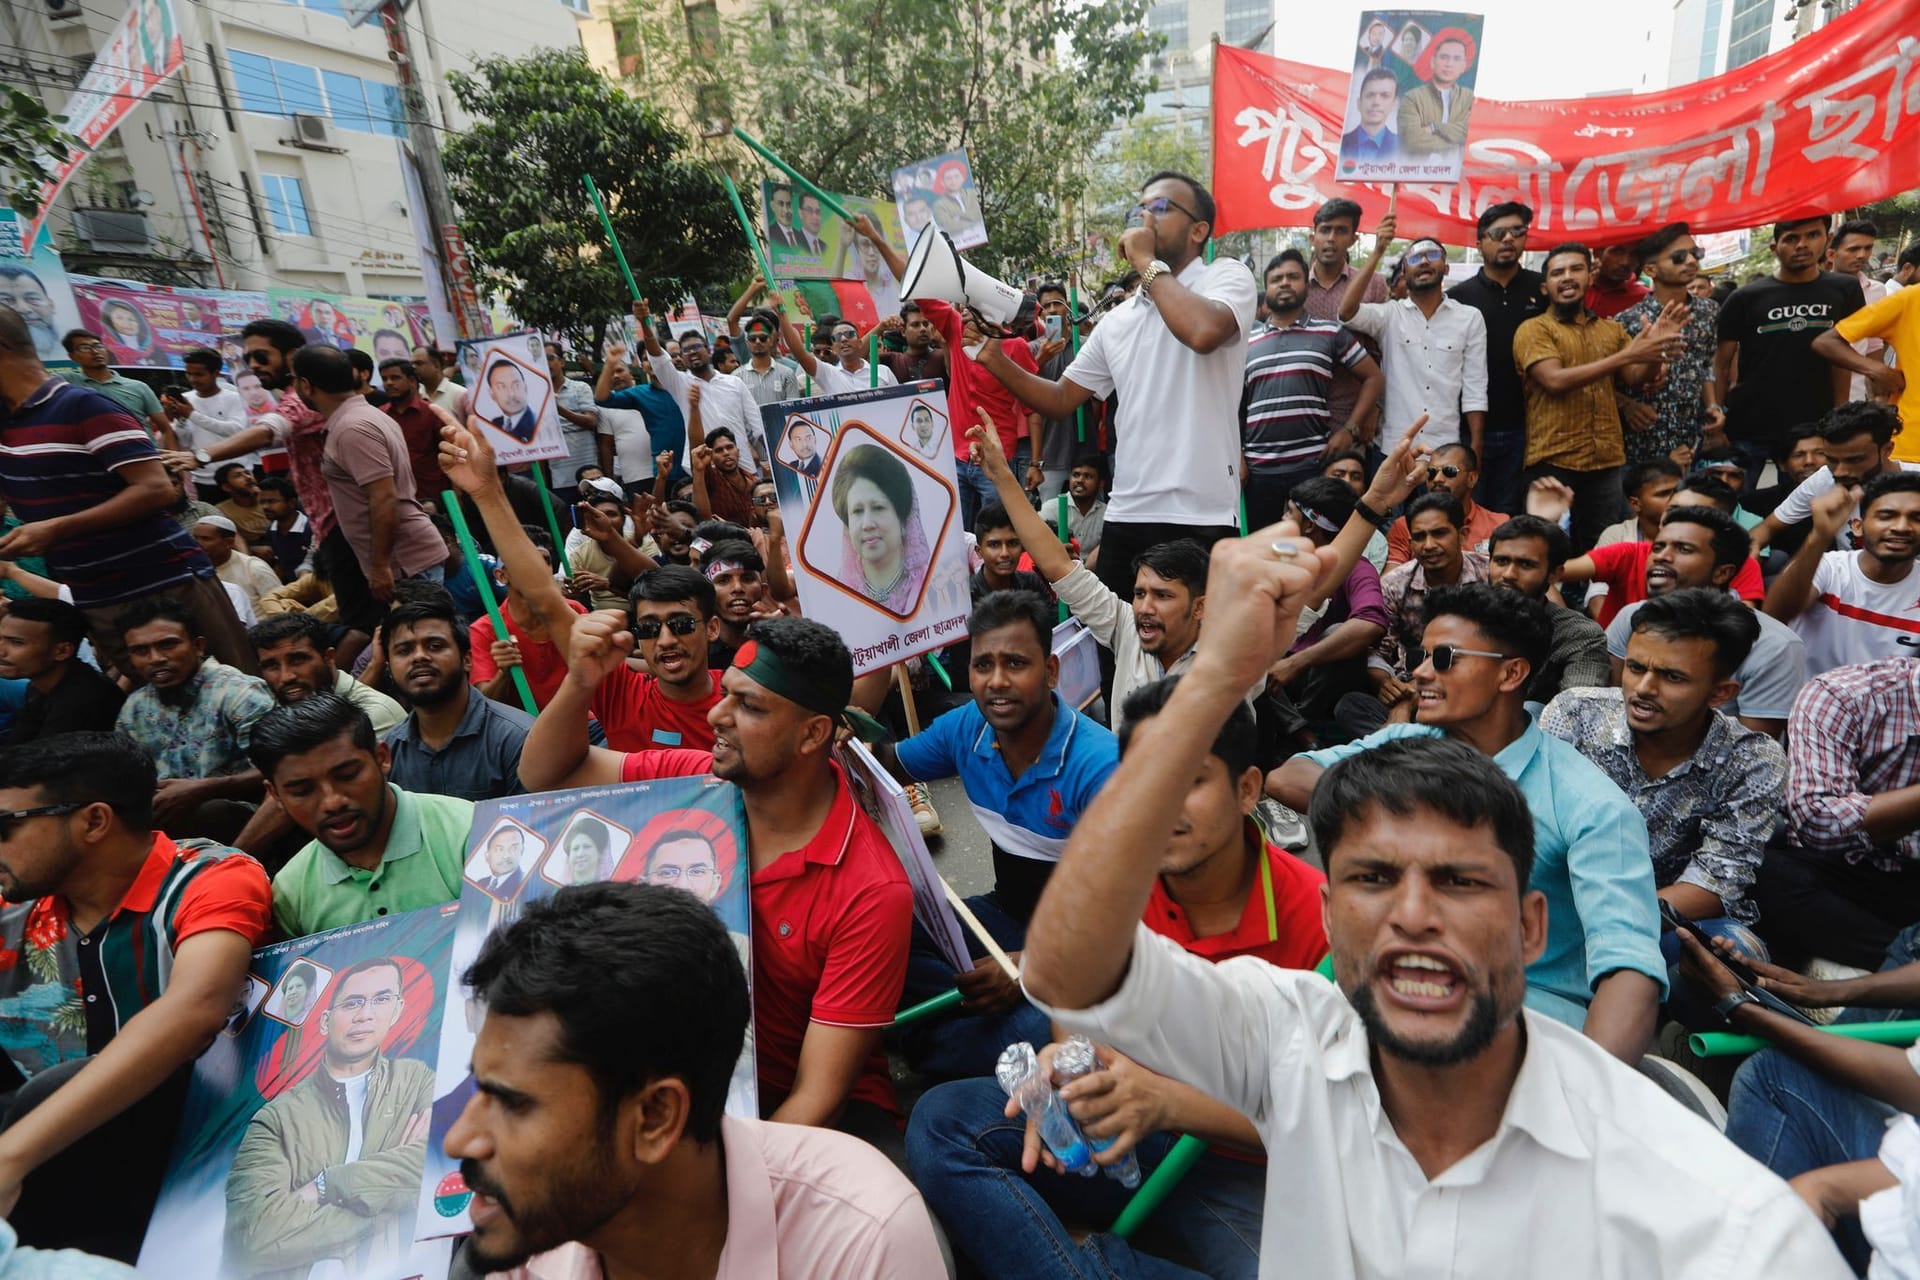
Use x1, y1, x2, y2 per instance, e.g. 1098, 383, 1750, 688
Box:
1143, 829, 1328, 970
620, 753, 913, 1115
593, 665, 724, 752
469, 599, 588, 709
915, 298, 1039, 460
1586, 540, 1764, 627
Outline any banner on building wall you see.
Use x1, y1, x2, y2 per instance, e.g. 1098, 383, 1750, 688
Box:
24, 0, 188, 246
0, 209, 82, 365
1211, 0, 1920, 241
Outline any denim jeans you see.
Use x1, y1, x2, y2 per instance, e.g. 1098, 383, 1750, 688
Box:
1657, 917, 1767, 1030
956, 459, 998, 533
906, 1076, 1264, 1280
894, 893, 1052, 1082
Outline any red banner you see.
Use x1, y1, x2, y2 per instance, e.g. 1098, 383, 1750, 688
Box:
1211, 0, 1920, 242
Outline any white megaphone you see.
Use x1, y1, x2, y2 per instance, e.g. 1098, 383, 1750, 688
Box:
899, 226, 1025, 328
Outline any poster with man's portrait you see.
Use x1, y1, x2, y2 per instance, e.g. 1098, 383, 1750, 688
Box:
414, 775, 753, 1240
138, 904, 459, 1280
890, 149, 988, 251
1338, 10, 1485, 185
763, 384, 970, 676
0, 208, 82, 365
454, 331, 566, 467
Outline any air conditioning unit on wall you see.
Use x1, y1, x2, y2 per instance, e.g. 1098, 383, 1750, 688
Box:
289, 113, 345, 152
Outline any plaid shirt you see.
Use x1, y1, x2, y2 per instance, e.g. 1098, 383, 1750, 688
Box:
114, 658, 276, 781
1370, 552, 1490, 677
1539, 687, 1785, 923
1786, 658, 1920, 871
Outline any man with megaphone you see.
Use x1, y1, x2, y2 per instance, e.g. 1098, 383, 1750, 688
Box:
974, 173, 1259, 598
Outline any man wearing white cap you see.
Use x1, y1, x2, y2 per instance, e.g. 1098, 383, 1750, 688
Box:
191, 514, 282, 610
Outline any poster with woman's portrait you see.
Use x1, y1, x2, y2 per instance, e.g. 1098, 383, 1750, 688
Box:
1338, 10, 1485, 184
763, 385, 970, 676
138, 904, 459, 1280
415, 775, 752, 1241
454, 331, 567, 467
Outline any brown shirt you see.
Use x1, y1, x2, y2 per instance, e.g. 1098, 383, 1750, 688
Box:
1514, 310, 1629, 471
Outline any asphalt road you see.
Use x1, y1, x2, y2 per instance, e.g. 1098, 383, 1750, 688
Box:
917, 775, 997, 897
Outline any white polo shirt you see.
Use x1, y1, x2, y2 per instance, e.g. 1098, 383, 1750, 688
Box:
1344, 294, 1489, 454
1063, 256, 1258, 527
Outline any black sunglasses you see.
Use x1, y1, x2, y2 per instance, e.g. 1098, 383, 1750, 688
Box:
1667, 247, 1706, 264
632, 615, 701, 640
0, 801, 85, 839
1428, 644, 1513, 672
245, 349, 274, 364
1426, 464, 1463, 480
1483, 225, 1529, 241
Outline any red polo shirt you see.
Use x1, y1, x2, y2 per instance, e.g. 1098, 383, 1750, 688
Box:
470, 599, 588, 710
594, 665, 724, 752
620, 753, 913, 1115
1143, 824, 1327, 970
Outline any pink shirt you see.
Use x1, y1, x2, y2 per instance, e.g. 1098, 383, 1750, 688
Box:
318, 394, 446, 579
492, 1116, 943, 1279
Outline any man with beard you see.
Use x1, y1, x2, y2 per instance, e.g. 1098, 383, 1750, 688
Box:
1586, 243, 1652, 319
1482, 515, 1610, 705
411, 345, 463, 415
519, 616, 914, 1146
878, 591, 1120, 1079
1765, 472, 1920, 676
1617, 224, 1724, 469
1275, 583, 1667, 1062
1023, 533, 1847, 1276
1384, 443, 1506, 565
380, 593, 534, 802
1752, 402, 1920, 561
1449, 202, 1546, 515
443, 883, 943, 1278
689, 418, 761, 531
1240, 249, 1383, 528
250, 612, 404, 735
878, 302, 949, 387
1339, 214, 1488, 463
1513, 243, 1688, 552
250, 695, 469, 936
631, 299, 761, 477
1047, 456, 1108, 563
223, 956, 435, 1279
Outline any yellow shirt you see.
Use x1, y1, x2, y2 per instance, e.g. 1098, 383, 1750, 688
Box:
1837, 286, 1920, 458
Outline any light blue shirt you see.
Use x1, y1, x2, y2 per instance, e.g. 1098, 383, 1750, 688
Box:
1303, 716, 1667, 1025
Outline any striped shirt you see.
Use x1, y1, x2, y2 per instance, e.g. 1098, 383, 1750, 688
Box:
0, 834, 271, 1080
0, 377, 211, 608
1239, 318, 1368, 472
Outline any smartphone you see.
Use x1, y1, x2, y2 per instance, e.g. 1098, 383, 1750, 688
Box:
1044, 315, 1063, 342
1659, 900, 1818, 1027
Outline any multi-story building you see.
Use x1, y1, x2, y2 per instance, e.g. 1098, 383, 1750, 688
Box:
1, 0, 586, 296
1667, 0, 1853, 86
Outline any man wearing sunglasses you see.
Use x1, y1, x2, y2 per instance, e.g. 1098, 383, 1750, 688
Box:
1273, 583, 1668, 1065
1384, 442, 1506, 567
1449, 202, 1546, 516
630, 299, 761, 478
1617, 224, 1724, 474
0, 731, 271, 1259
724, 286, 802, 409
830, 322, 897, 388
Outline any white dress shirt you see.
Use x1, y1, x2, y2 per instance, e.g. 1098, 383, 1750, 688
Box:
1345, 295, 1489, 453
1036, 926, 1852, 1280
183, 383, 257, 482
1063, 256, 1258, 527
646, 353, 764, 467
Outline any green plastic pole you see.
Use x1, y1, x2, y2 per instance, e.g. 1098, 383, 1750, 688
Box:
1068, 281, 1086, 443
1238, 495, 1249, 537
1690, 1018, 1920, 1059
582, 174, 640, 302
1055, 493, 1071, 622
731, 128, 857, 222
441, 489, 539, 716
720, 172, 778, 290
528, 461, 570, 581
925, 651, 952, 691
891, 987, 964, 1027
869, 331, 879, 388
1110, 1134, 1208, 1238
803, 323, 813, 395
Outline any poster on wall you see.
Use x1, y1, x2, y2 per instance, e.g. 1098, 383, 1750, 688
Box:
137, 904, 460, 1280
1338, 11, 1485, 184
890, 149, 988, 251
453, 330, 566, 467
0, 208, 82, 365
414, 774, 754, 1239
267, 289, 428, 364
761, 383, 970, 676
70, 279, 225, 367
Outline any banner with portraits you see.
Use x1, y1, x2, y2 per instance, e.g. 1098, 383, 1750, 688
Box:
71, 279, 229, 369
1337, 11, 1485, 184
413, 774, 753, 1239
452, 331, 566, 467
0, 209, 82, 366
138, 904, 461, 1280
760, 383, 971, 677
890, 149, 988, 251
268, 289, 436, 364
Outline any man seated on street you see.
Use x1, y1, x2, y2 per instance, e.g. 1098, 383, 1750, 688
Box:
0, 731, 271, 1261
1549, 475, 1766, 625
1598, 505, 1808, 739
1385, 444, 1506, 566
249, 695, 471, 938
1540, 589, 1785, 1018
381, 592, 535, 802
1338, 491, 1489, 740
1754, 657, 1920, 970
1263, 476, 1388, 740
1742, 425, 1826, 578
213, 462, 270, 547
1019, 530, 1849, 1277
1484, 515, 1611, 705
971, 503, 1054, 602
1751, 401, 1919, 561
114, 598, 275, 842
0, 597, 124, 745
1046, 455, 1108, 566
876, 590, 1120, 1080
257, 476, 313, 584
1764, 472, 1920, 677
1595, 459, 1682, 549
908, 676, 1326, 1280
192, 514, 282, 610
702, 538, 781, 671
249, 611, 405, 736
1271, 583, 1667, 1061
446, 882, 944, 1278
520, 613, 914, 1147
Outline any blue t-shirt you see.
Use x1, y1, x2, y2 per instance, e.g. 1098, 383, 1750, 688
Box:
1303, 717, 1666, 1024
895, 693, 1118, 921
599, 385, 687, 462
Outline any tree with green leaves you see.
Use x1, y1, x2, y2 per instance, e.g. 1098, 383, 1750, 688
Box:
442, 50, 741, 351
612, 0, 1160, 279
0, 87, 77, 219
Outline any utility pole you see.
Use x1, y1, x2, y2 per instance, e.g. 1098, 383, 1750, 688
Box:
377, 1, 486, 338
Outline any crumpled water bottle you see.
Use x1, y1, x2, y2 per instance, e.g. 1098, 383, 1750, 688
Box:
996, 1041, 1095, 1176
1052, 1036, 1143, 1189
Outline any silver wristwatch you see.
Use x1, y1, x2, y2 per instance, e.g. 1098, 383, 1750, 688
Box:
193, 448, 213, 466
1139, 259, 1172, 297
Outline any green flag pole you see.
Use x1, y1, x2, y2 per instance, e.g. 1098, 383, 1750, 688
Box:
869, 331, 879, 388
1691, 1018, 1920, 1059
528, 461, 571, 581
441, 490, 538, 716
582, 174, 640, 302
721, 172, 779, 292
731, 128, 857, 223
1068, 279, 1086, 444
802, 323, 813, 395
1055, 492, 1071, 622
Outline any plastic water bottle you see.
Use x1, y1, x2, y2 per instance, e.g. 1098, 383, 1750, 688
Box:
1052, 1036, 1143, 1189
996, 1042, 1095, 1176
